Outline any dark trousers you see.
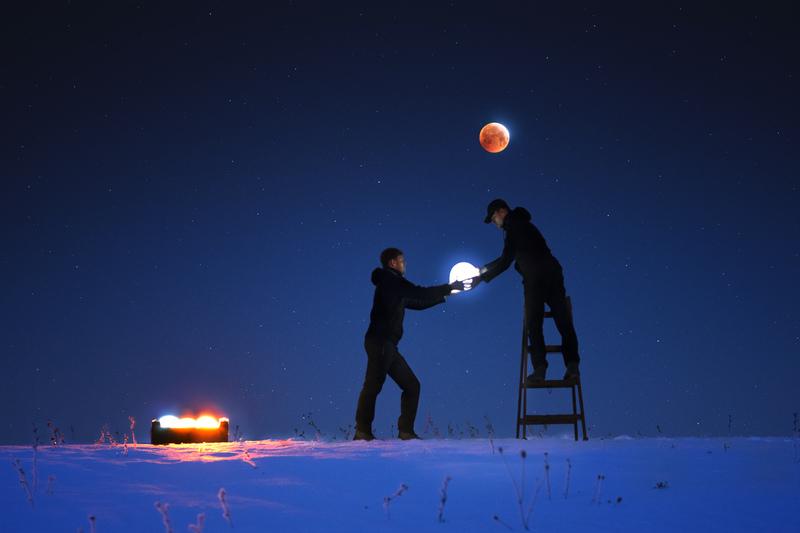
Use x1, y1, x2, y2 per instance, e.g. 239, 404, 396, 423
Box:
355, 337, 421, 434
523, 262, 580, 370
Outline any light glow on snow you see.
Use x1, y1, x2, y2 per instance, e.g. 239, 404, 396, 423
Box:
2, 437, 795, 532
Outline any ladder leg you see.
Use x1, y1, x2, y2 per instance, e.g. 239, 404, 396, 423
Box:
515, 355, 521, 439
577, 379, 588, 441
516, 311, 527, 439
522, 389, 528, 440
571, 383, 578, 441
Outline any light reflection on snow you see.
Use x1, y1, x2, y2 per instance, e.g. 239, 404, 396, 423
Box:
19, 438, 532, 468
2, 437, 796, 532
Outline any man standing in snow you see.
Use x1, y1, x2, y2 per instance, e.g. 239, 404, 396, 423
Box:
354, 248, 467, 441
475, 199, 580, 383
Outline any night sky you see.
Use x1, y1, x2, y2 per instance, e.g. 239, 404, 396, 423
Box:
2, 3, 798, 444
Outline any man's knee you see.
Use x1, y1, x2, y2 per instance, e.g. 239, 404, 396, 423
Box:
362, 375, 386, 395
404, 376, 421, 397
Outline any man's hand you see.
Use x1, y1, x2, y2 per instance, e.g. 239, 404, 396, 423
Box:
449, 280, 466, 293
463, 275, 482, 291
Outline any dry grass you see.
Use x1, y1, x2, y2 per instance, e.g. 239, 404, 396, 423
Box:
154, 501, 173, 533
218, 487, 233, 527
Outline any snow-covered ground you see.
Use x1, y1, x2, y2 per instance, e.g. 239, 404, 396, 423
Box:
2, 436, 798, 532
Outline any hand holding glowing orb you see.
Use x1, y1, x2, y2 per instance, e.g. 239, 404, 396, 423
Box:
449, 262, 480, 294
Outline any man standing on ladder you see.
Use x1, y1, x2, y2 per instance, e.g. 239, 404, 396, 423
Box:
474, 199, 580, 384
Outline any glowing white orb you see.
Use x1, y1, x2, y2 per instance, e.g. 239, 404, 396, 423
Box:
449, 262, 480, 293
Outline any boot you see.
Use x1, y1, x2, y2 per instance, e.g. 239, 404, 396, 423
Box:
398, 430, 421, 440
563, 362, 580, 381
353, 428, 376, 441
524, 365, 548, 386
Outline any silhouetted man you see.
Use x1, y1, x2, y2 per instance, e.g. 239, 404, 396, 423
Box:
354, 248, 465, 441
476, 199, 580, 383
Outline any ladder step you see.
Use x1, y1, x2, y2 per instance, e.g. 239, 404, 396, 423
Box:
526, 345, 563, 353
524, 378, 578, 389
520, 414, 580, 425
544, 311, 553, 318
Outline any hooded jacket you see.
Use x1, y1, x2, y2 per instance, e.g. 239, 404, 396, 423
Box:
481, 206, 558, 283
365, 267, 452, 344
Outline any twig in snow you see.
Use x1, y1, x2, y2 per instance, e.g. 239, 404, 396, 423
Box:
423, 413, 433, 436
47, 420, 64, 446
543, 452, 551, 500
188, 512, 206, 533
218, 488, 233, 527
498, 446, 527, 529
437, 476, 452, 523
31, 431, 39, 494
383, 483, 408, 519
129, 416, 137, 446
497, 447, 522, 505
301, 412, 322, 440
96, 424, 116, 446
338, 424, 353, 441
525, 479, 543, 523
498, 447, 544, 530
241, 445, 257, 468
563, 458, 572, 499
484, 415, 496, 453
520, 450, 527, 506
88, 514, 97, 533
425, 414, 441, 438
592, 474, 606, 504
46, 475, 55, 495
492, 514, 513, 530
12, 459, 34, 507
154, 501, 173, 533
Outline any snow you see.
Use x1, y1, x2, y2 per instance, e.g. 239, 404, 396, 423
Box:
2, 437, 798, 532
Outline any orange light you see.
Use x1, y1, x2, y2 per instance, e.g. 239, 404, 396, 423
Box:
158, 415, 228, 429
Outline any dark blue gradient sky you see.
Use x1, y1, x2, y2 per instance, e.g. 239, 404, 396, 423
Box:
2, 3, 798, 443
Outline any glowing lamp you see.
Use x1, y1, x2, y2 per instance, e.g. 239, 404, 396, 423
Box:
449, 262, 480, 293
151, 415, 229, 445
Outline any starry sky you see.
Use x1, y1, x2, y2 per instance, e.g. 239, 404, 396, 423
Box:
2, 2, 798, 444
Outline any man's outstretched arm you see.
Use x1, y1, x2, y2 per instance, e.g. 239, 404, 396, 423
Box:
403, 280, 463, 310
481, 234, 515, 283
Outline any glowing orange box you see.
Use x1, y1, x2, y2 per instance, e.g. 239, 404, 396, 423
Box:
150, 415, 229, 445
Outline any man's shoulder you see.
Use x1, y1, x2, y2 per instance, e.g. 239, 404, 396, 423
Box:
509, 206, 532, 223
374, 272, 408, 293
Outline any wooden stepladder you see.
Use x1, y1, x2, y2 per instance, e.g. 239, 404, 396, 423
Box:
516, 297, 588, 441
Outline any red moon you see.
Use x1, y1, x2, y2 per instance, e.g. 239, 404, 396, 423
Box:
479, 122, 510, 153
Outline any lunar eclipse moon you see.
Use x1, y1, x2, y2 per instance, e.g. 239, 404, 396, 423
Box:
479, 122, 510, 153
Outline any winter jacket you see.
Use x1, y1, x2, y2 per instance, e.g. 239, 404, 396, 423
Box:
481, 207, 559, 283
365, 267, 451, 344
